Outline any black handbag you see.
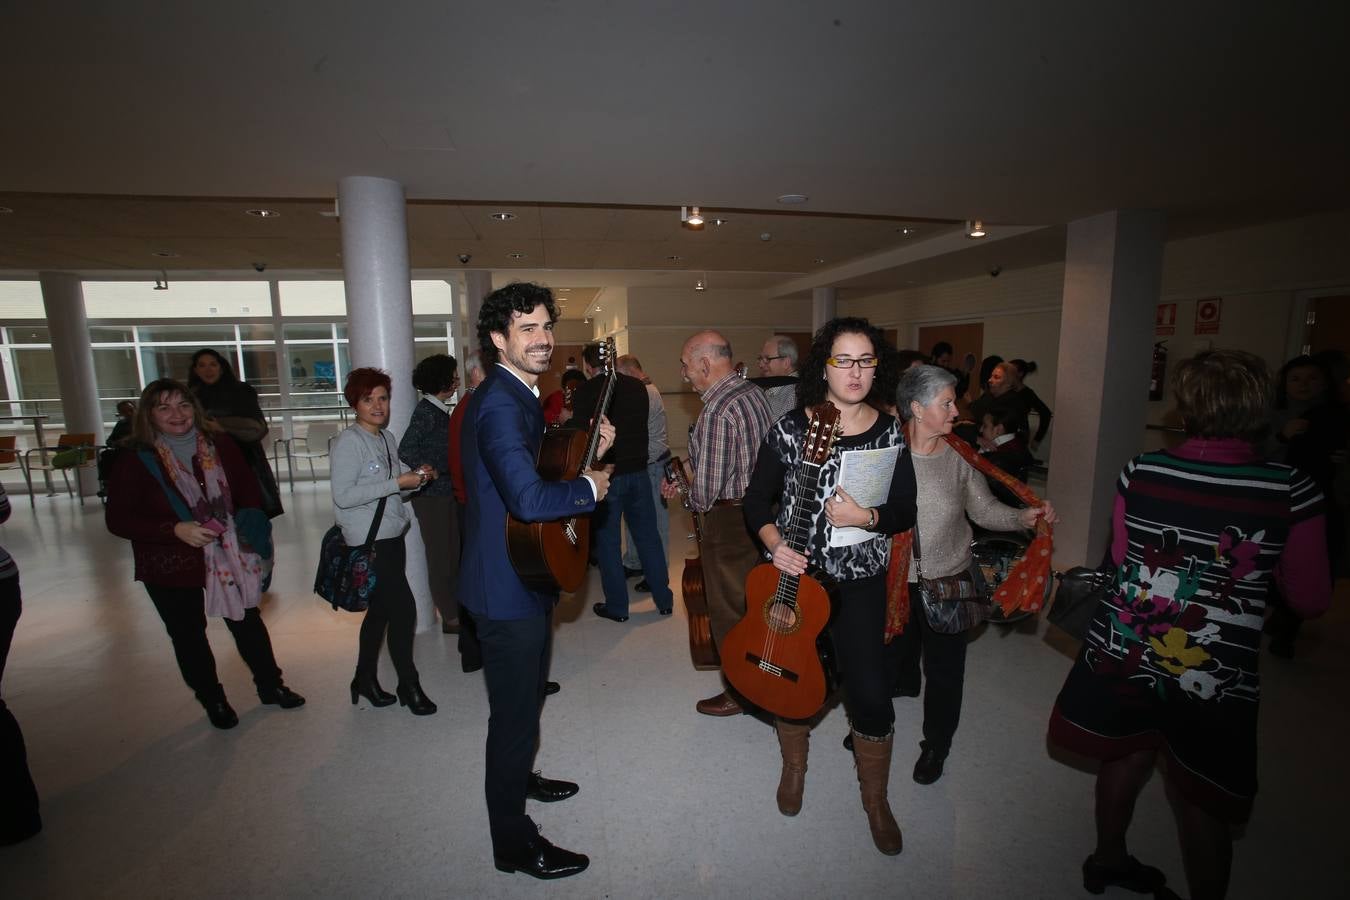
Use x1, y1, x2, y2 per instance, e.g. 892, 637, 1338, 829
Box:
915, 523, 991, 635
1048, 564, 1115, 641
314, 435, 394, 612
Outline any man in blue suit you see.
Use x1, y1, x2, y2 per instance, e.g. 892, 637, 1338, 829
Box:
459, 282, 613, 881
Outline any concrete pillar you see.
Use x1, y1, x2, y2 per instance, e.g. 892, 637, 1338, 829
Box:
268, 279, 294, 441
812, 286, 837, 334
457, 270, 492, 376
337, 176, 434, 629
1047, 210, 1165, 567
39, 272, 102, 497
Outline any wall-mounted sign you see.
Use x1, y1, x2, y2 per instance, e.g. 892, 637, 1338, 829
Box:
1195, 298, 1223, 335
1156, 303, 1177, 336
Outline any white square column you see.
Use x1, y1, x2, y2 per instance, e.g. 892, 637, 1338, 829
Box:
1047, 210, 1165, 567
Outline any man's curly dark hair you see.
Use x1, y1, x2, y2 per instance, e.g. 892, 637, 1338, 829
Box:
796, 317, 898, 411
477, 282, 558, 365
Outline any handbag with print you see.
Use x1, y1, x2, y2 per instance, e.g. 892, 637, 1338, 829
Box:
915, 522, 992, 634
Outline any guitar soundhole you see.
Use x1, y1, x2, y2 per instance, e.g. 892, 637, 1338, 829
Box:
763, 600, 801, 635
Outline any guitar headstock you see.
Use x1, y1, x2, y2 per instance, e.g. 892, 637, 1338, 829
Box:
804, 402, 842, 465
600, 337, 617, 376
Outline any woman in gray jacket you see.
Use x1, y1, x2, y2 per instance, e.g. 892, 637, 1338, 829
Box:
332, 368, 438, 715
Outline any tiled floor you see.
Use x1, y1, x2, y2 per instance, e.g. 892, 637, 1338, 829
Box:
0, 484, 1345, 898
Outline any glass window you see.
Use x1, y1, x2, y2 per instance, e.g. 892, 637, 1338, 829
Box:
290, 349, 339, 393
90, 326, 136, 343
239, 323, 275, 342
140, 347, 201, 384
414, 343, 450, 367
0, 281, 44, 318
411, 280, 454, 315
413, 321, 449, 339
8, 326, 50, 344
283, 323, 334, 341
93, 348, 141, 399
138, 324, 238, 344
12, 348, 60, 404
240, 348, 279, 393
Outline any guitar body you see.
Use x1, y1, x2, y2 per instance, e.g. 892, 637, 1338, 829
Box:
506, 426, 591, 593
721, 563, 832, 720
683, 550, 720, 670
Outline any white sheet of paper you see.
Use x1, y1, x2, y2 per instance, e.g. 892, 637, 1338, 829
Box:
828, 445, 900, 547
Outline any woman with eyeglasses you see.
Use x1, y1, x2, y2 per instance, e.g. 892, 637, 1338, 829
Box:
743, 317, 918, 855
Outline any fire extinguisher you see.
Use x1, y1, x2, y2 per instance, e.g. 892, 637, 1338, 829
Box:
1149, 341, 1168, 401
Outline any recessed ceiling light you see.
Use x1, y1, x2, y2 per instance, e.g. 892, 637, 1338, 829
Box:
490, 212, 516, 221
594, 306, 602, 311
667, 255, 683, 261
246, 208, 280, 218
0, 206, 13, 214
777, 194, 808, 204
966, 219, 987, 239
507, 252, 527, 260
151, 250, 179, 258
813, 258, 826, 264
712, 218, 728, 226
897, 227, 913, 235
557, 288, 572, 293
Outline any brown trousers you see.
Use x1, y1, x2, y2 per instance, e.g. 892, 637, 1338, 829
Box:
700, 504, 761, 649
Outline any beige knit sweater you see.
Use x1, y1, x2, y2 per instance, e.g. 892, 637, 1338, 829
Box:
909, 441, 1025, 579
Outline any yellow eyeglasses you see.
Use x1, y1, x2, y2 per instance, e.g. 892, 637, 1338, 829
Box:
826, 356, 879, 369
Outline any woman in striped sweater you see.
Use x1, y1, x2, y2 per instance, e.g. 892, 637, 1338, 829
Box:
1049, 350, 1331, 900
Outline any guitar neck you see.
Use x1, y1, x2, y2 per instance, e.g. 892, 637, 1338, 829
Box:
579, 366, 617, 470
781, 461, 824, 556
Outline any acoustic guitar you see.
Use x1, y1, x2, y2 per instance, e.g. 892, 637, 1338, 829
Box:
721, 403, 842, 720
506, 338, 617, 593
664, 456, 719, 671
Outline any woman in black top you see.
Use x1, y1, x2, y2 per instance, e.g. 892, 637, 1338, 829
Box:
744, 317, 917, 856
187, 349, 284, 518
398, 354, 461, 634
1009, 359, 1053, 450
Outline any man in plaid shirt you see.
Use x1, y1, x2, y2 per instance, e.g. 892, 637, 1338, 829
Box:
662, 330, 773, 716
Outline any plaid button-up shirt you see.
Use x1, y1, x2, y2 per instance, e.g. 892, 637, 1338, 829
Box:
688, 371, 773, 513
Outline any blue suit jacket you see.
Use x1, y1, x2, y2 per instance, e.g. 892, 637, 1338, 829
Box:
458, 366, 597, 620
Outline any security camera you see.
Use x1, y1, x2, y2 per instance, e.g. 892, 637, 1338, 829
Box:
458, 253, 472, 265
989, 265, 1002, 278
253, 261, 267, 273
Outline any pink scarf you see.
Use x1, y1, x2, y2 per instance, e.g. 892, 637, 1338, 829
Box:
155, 434, 264, 621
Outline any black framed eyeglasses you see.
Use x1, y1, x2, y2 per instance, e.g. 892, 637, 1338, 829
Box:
756, 355, 785, 363
825, 356, 879, 369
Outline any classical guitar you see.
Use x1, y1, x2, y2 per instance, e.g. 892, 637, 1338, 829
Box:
506, 338, 617, 593
664, 456, 719, 671
721, 402, 842, 720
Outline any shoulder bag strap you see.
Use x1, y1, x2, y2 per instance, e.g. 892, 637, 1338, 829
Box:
361, 431, 397, 549
137, 449, 194, 523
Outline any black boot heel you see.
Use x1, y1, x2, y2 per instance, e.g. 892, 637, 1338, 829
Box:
396, 680, 437, 716
351, 673, 396, 707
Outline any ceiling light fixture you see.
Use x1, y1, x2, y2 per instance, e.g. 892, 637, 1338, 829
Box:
680, 206, 705, 230
897, 227, 913, 235
246, 208, 280, 218
966, 220, 987, 239
151, 249, 178, 258
813, 258, 826, 264
694, 272, 708, 292
667, 255, 683, 261
0, 206, 13, 214
153, 270, 169, 291
507, 251, 527, 260
490, 212, 516, 221
557, 288, 572, 293
777, 194, 808, 204
712, 217, 728, 226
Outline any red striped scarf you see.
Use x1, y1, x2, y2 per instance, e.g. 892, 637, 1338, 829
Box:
884, 428, 1054, 641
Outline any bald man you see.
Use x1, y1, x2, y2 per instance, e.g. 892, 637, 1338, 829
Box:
661, 330, 773, 716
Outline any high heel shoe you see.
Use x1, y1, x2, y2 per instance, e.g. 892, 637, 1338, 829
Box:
396, 680, 438, 716
350, 672, 396, 707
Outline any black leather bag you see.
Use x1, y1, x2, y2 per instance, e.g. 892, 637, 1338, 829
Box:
314, 497, 387, 612
1048, 564, 1114, 641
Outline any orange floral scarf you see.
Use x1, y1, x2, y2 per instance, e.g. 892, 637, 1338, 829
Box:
884, 429, 1054, 641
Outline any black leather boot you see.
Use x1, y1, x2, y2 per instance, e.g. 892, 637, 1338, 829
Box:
350, 671, 396, 707
396, 680, 437, 716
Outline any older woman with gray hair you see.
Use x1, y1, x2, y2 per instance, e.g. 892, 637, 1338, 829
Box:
894, 364, 1056, 785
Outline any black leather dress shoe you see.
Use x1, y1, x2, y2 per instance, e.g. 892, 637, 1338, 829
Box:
634, 579, 651, 593
203, 698, 239, 730
494, 833, 589, 880
592, 602, 629, 623
1082, 853, 1166, 894
526, 771, 579, 802
258, 684, 306, 709
544, 681, 560, 696
913, 744, 948, 785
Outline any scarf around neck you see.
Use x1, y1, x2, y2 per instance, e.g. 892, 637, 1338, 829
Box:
154, 432, 264, 621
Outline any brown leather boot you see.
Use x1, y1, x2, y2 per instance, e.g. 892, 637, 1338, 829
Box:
774, 719, 811, 816
852, 730, 903, 855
